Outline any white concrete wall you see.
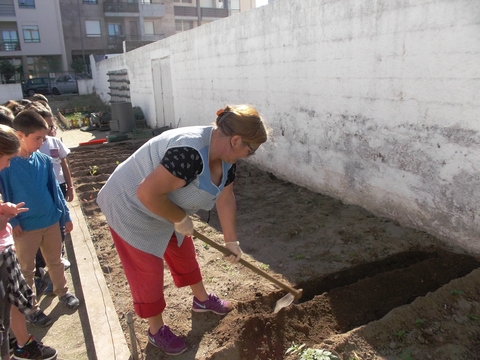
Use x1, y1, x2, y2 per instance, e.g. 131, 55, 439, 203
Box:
92, 0, 480, 253
0, 84, 23, 103
92, 54, 127, 104
78, 79, 95, 95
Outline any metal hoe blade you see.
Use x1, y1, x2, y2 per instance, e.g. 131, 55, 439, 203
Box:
274, 293, 295, 313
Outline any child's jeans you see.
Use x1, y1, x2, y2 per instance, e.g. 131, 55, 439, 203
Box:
14, 223, 68, 307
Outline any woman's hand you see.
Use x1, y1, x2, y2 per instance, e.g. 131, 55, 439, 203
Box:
224, 241, 242, 263
174, 215, 194, 235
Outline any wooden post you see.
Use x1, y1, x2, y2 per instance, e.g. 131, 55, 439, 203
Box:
126, 312, 139, 360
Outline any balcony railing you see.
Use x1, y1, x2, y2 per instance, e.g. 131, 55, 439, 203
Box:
174, 6, 227, 18
0, 40, 20, 51
104, 1, 139, 13
173, 6, 197, 17
107, 35, 126, 46
127, 34, 164, 41
201, 7, 227, 18
107, 34, 164, 45
140, 2, 165, 17
0, 3, 16, 16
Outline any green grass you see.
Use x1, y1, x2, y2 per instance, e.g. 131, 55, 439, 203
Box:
291, 253, 305, 260
449, 289, 464, 295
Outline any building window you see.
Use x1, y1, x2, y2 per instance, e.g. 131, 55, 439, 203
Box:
18, 0, 35, 8
144, 21, 154, 35
175, 20, 193, 32
1, 31, 20, 51
174, 0, 193, 3
201, 0, 215, 6
27, 55, 61, 78
22, 26, 40, 43
108, 23, 122, 36
230, 0, 239, 10
83, 0, 98, 3
142, 0, 152, 3
85, 20, 101, 37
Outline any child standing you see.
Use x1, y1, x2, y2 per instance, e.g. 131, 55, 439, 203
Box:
0, 110, 80, 328
0, 124, 57, 359
28, 103, 73, 295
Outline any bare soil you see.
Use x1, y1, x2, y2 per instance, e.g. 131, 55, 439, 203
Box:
65, 140, 480, 360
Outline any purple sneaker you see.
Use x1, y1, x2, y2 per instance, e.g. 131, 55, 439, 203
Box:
148, 325, 187, 355
192, 293, 232, 315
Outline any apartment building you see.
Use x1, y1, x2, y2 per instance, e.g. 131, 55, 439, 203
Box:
59, 0, 174, 75
0, 0, 255, 82
174, 0, 255, 31
0, 0, 68, 82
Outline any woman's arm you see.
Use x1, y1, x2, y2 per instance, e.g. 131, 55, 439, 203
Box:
216, 183, 237, 242
216, 183, 242, 263
136, 164, 187, 223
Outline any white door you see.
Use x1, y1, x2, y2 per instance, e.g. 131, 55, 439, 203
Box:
152, 56, 174, 128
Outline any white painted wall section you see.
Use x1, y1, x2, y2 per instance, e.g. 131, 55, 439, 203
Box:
91, 0, 480, 254
0, 84, 23, 104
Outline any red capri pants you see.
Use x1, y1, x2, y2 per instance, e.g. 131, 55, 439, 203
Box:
109, 227, 202, 318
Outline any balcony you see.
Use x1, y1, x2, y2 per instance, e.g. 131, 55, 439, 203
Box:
140, 2, 165, 17
174, 6, 197, 17
108, 34, 163, 45
201, 7, 227, 18
0, 3, 16, 16
127, 34, 164, 41
107, 34, 126, 46
0, 40, 20, 51
107, 34, 164, 52
104, 1, 139, 14
174, 6, 227, 19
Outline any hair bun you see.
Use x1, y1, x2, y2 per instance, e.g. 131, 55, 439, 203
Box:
216, 109, 224, 116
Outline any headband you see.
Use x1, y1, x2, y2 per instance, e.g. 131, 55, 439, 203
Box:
216, 109, 232, 125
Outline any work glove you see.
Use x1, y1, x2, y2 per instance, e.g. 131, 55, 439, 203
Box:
224, 241, 242, 263
174, 215, 194, 236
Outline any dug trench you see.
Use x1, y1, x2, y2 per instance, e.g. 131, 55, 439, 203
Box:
213, 250, 480, 359
68, 141, 480, 359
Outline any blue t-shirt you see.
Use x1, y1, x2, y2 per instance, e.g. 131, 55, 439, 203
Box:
0, 151, 70, 231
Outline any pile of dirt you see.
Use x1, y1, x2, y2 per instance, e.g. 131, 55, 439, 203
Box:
67, 140, 480, 360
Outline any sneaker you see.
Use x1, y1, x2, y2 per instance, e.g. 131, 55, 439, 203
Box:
148, 325, 187, 355
9, 336, 17, 354
59, 292, 80, 310
25, 309, 53, 328
43, 281, 54, 296
34, 267, 47, 294
13, 335, 57, 360
61, 258, 71, 270
34, 266, 46, 280
35, 278, 49, 297
192, 293, 232, 315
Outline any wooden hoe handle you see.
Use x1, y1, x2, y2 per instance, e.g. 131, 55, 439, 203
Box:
193, 230, 302, 300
